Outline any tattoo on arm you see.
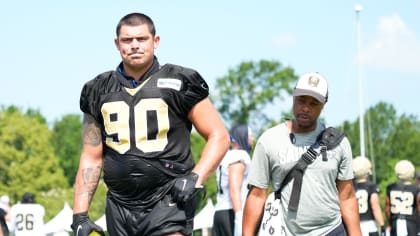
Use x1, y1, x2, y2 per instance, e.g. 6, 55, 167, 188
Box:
82, 166, 102, 204
77, 113, 103, 204
82, 114, 102, 146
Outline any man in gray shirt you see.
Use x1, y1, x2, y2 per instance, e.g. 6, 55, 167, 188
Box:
243, 72, 362, 236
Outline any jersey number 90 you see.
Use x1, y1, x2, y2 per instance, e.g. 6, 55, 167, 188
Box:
101, 98, 170, 154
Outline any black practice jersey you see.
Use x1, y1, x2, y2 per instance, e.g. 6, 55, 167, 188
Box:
80, 61, 209, 208
354, 181, 379, 221
386, 182, 420, 222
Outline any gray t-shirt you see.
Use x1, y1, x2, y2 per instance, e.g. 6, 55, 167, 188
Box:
248, 121, 353, 236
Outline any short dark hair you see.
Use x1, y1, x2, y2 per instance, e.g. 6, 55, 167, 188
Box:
230, 124, 251, 153
116, 13, 156, 37
22, 192, 35, 204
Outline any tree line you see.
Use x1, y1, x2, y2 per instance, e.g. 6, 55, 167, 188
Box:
0, 59, 419, 221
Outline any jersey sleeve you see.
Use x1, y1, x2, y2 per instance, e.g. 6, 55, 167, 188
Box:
79, 71, 113, 122
80, 79, 98, 118
179, 67, 209, 112
370, 182, 380, 194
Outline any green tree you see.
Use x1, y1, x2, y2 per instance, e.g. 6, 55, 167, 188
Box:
341, 102, 419, 184
0, 107, 70, 220
52, 114, 83, 186
213, 60, 297, 133
339, 102, 420, 213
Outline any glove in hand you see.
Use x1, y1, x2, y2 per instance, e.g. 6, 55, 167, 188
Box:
171, 172, 199, 204
71, 212, 105, 236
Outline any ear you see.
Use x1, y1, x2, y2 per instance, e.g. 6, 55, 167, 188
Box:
114, 38, 120, 50
154, 35, 160, 49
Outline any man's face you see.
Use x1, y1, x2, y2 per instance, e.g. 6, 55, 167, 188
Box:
114, 24, 160, 70
293, 95, 324, 131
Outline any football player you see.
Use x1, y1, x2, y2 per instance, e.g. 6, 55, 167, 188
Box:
10, 192, 45, 236
385, 160, 420, 236
71, 12, 230, 236
352, 156, 385, 236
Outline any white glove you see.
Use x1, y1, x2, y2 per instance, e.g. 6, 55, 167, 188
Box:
234, 210, 243, 236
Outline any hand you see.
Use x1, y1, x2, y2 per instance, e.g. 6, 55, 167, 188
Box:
171, 172, 199, 204
71, 212, 105, 236
380, 225, 386, 236
234, 210, 243, 236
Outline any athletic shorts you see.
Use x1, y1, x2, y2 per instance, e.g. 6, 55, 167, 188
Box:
212, 209, 234, 236
105, 194, 196, 236
360, 220, 379, 236
390, 218, 418, 236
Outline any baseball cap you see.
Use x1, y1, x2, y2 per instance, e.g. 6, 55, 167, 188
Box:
293, 72, 328, 104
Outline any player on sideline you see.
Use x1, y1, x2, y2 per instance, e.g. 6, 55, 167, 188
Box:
71, 12, 230, 236
352, 156, 385, 236
385, 160, 420, 236
10, 192, 45, 236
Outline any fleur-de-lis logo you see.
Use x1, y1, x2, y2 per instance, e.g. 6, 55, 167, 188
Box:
307, 76, 320, 87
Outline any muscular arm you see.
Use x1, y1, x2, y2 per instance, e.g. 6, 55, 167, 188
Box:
188, 98, 230, 186
337, 179, 362, 236
370, 192, 385, 227
243, 186, 267, 236
229, 161, 246, 212
385, 195, 391, 226
73, 113, 104, 214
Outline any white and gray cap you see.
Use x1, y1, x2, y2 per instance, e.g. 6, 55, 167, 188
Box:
293, 72, 328, 104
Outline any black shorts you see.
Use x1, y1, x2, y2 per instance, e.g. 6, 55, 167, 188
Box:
105, 194, 196, 236
390, 219, 418, 236
212, 209, 234, 236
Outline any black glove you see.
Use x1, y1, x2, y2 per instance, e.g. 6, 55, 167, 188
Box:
380, 226, 386, 236
71, 212, 105, 236
171, 172, 199, 204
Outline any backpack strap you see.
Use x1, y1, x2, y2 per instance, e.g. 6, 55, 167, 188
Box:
274, 127, 345, 212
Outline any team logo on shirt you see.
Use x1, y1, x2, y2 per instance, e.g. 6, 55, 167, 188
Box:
157, 78, 182, 91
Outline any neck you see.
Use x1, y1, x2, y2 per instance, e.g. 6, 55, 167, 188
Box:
355, 177, 368, 183
124, 66, 148, 81
401, 180, 412, 185
290, 119, 317, 134
123, 60, 154, 81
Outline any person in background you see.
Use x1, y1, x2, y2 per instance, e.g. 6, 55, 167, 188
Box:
243, 72, 361, 236
0, 195, 10, 236
213, 124, 254, 236
385, 160, 420, 236
415, 171, 420, 187
352, 156, 385, 236
10, 192, 45, 236
70, 12, 230, 236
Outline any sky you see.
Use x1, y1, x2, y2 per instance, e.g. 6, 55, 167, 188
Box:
1, 1, 420, 128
